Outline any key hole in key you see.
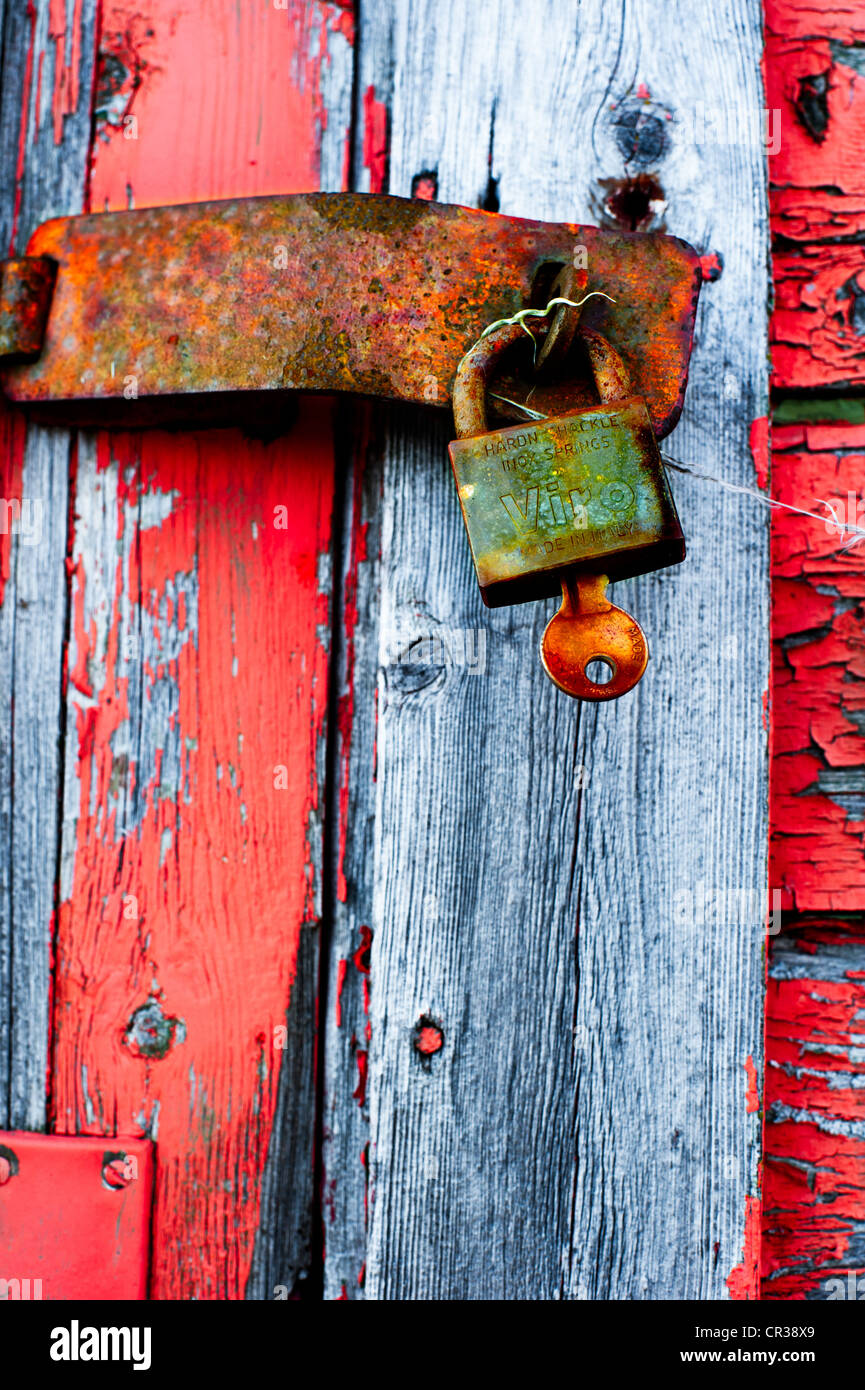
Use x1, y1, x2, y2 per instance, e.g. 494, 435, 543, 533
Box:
585, 657, 616, 685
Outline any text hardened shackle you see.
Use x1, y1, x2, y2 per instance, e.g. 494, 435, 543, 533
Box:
450, 291, 656, 702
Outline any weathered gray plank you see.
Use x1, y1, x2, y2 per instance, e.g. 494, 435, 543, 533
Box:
327, 0, 769, 1298
246, 921, 320, 1300
0, 0, 97, 1130
321, 409, 383, 1300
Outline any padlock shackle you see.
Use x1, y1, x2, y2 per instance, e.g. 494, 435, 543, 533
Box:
452, 324, 633, 439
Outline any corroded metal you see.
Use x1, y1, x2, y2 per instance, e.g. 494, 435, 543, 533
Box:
449, 331, 685, 608
541, 574, 649, 701
449, 324, 684, 700
0, 193, 701, 433
0, 257, 56, 360
534, 261, 583, 376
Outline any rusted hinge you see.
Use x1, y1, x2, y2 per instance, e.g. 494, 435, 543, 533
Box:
0, 192, 700, 434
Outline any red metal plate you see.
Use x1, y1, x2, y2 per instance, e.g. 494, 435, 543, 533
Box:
1, 193, 701, 437
0, 1132, 153, 1300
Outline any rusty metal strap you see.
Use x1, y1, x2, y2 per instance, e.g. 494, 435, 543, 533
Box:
0, 257, 56, 359
0, 193, 701, 435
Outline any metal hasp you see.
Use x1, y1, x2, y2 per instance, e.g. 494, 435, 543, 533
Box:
0, 1131, 153, 1299
0, 193, 701, 430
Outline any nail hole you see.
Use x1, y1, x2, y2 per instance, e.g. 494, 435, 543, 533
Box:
597, 174, 666, 232
585, 658, 615, 685
411, 169, 438, 200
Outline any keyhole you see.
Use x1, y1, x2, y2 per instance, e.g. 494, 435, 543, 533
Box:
585, 658, 615, 685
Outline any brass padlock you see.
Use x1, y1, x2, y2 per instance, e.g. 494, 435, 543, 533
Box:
448, 322, 685, 700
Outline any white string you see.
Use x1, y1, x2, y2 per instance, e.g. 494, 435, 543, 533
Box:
661, 453, 865, 551
484, 392, 865, 552
459, 292, 616, 370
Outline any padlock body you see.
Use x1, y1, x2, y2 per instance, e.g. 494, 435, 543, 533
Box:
448, 396, 685, 607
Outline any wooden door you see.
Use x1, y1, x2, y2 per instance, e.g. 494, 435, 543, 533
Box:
0, 0, 771, 1299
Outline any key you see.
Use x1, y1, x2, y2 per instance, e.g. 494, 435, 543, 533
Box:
540, 571, 648, 700
448, 317, 685, 700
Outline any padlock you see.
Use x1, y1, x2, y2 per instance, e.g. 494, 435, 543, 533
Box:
448, 322, 686, 700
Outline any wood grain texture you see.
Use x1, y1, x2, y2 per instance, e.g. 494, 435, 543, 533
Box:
0, 0, 97, 1130
48, 0, 353, 1299
320, 407, 380, 1301
327, 0, 770, 1299
763, 922, 865, 1299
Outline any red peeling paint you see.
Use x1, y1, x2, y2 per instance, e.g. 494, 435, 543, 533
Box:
727, 1192, 761, 1299
90, 2, 348, 211
766, 1, 865, 386
353, 924, 372, 978
46, 0, 339, 1301
699, 251, 723, 282
412, 175, 437, 201
763, 923, 865, 1297
362, 84, 388, 194
764, 3, 865, 1296
744, 1055, 760, 1114
416, 1025, 443, 1056
330, 1, 355, 45
770, 428, 865, 911
335, 958, 348, 1028
352, 1050, 368, 1108
48, 0, 83, 145
53, 410, 334, 1300
749, 416, 769, 490
0, 408, 26, 610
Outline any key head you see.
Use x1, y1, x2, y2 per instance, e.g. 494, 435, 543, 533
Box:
540, 573, 648, 701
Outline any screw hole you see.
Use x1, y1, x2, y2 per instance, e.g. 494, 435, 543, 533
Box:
585, 658, 616, 685
598, 174, 665, 232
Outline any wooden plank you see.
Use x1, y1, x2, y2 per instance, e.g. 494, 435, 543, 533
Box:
771, 419, 865, 913
764, 0, 865, 1300
328, 0, 769, 1298
0, 0, 97, 1130
766, 0, 865, 387
321, 408, 380, 1300
50, 0, 353, 1299
763, 922, 865, 1299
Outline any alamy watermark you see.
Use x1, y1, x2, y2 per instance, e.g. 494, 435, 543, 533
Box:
0, 1275, 42, 1299
0, 497, 42, 546
381, 625, 487, 676
673, 883, 783, 935
682, 104, 781, 156
819, 490, 865, 551
825, 1270, 865, 1300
